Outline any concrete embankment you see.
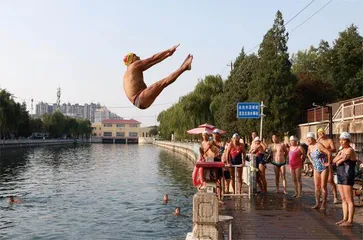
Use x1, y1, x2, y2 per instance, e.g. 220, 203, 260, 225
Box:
153, 140, 199, 163
0, 139, 89, 150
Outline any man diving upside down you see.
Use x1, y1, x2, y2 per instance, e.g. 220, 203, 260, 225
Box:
123, 44, 193, 109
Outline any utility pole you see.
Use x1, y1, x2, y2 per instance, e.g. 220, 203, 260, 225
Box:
227, 61, 233, 71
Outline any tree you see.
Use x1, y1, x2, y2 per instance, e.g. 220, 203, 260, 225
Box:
331, 24, 363, 99
149, 127, 158, 137
248, 11, 298, 137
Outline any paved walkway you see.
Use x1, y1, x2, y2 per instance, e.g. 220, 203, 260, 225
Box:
220, 165, 363, 240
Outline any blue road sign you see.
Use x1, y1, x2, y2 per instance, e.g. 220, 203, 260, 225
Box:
237, 102, 260, 119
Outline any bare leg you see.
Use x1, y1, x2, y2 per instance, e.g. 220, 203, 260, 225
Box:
137, 55, 193, 109
312, 171, 321, 209
328, 166, 339, 203
336, 184, 347, 225
281, 165, 287, 194
340, 185, 354, 226
259, 164, 267, 192
320, 168, 329, 211
229, 168, 236, 194
238, 167, 243, 194
290, 168, 298, 197
274, 165, 280, 193
296, 168, 303, 197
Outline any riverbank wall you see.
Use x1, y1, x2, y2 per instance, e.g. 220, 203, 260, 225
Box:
153, 140, 199, 163
0, 139, 89, 150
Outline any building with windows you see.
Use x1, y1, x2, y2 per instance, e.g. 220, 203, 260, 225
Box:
92, 119, 141, 143
299, 96, 363, 151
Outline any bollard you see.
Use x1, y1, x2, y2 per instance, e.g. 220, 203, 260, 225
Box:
192, 193, 221, 240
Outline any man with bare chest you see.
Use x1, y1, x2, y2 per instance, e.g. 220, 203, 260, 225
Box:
317, 128, 339, 204
123, 44, 193, 109
271, 135, 288, 194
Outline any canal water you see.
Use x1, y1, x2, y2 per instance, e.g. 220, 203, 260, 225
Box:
0, 144, 195, 240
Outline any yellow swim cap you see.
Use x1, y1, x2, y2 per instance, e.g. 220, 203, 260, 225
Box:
123, 53, 135, 66
317, 128, 325, 133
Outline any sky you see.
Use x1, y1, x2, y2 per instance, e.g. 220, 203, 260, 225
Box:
1, 0, 362, 127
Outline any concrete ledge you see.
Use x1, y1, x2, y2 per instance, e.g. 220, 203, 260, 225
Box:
0, 139, 88, 150
153, 141, 199, 163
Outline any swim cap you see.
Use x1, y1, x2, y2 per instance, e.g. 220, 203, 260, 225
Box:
232, 133, 240, 139
317, 128, 325, 133
339, 132, 351, 140
213, 129, 221, 134
289, 136, 297, 141
306, 132, 315, 139
254, 137, 261, 142
123, 53, 135, 66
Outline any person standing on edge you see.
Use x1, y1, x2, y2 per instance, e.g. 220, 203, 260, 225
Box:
317, 128, 339, 204
250, 137, 267, 193
288, 136, 306, 197
270, 135, 289, 194
307, 132, 332, 211
212, 129, 227, 201
333, 132, 357, 227
225, 133, 246, 194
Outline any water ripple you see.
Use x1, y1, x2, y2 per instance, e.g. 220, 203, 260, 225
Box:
0, 144, 194, 240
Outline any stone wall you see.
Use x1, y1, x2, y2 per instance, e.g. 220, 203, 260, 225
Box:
0, 139, 88, 150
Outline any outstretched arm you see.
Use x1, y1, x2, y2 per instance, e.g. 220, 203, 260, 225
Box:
137, 44, 179, 71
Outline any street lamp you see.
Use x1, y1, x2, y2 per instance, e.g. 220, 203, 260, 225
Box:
312, 102, 333, 138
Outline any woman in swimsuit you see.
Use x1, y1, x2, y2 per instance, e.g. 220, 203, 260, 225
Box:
250, 137, 267, 193
226, 133, 246, 194
333, 132, 357, 227
289, 136, 306, 198
307, 132, 332, 211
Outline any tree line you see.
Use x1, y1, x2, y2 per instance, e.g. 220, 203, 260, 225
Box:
158, 11, 363, 141
0, 89, 92, 139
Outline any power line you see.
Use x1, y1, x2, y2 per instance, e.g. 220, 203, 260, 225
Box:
284, 0, 315, 26
290, 0, 333, 33
245, 0, 318, 54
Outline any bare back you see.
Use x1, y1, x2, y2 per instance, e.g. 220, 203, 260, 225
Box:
123, 62, 146, 101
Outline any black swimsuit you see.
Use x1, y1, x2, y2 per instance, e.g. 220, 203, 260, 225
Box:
337, 158, 356, 186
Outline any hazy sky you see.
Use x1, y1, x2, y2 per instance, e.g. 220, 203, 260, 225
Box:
1, 0, 362, 126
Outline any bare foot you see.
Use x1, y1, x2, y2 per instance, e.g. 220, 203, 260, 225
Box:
296, 194, 302, 198
283, 191, 288, 195
312, 204, 320, 209
339, 221, 353, 227
335, 219, 346, 225
291, 194, 297, 198
333, 198, 340, 204
181, 54, 193, 70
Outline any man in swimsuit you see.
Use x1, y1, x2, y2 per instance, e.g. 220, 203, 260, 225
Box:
200, 131, 222, 202
317, 128, 339, 204
250, 137, 267, 193
123, 44, 193, 109
212, 129, 230, 196
271, 135, 289, 194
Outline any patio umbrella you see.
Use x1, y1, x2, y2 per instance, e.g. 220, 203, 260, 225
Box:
186, 123, 227, 135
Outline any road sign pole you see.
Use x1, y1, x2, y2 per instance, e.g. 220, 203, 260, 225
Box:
259, 101, 266, 139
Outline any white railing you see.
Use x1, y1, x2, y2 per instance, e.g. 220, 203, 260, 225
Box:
324, 97, 363, 134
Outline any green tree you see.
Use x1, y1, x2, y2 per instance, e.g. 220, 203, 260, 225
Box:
331, 24, 363, 99
248, 11, 298, 137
